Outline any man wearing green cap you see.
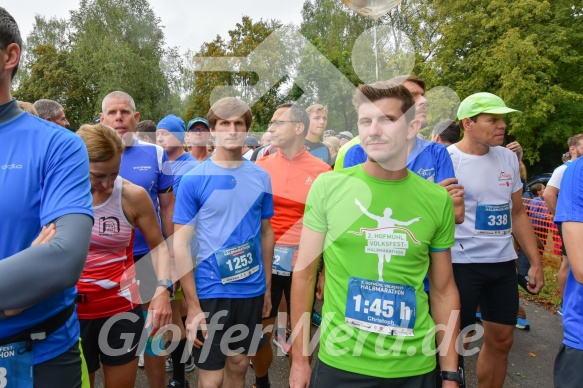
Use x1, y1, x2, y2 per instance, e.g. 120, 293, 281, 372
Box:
448, 92, 544, 387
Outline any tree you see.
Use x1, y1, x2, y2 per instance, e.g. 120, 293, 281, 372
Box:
68, 0, 173, 121
430, 0, 583, 162
295, 0, 375, 132
15, 44, 92, 128
184, 16, 286, 131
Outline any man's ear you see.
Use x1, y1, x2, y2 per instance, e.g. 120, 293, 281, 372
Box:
134, 111, 141, 122
295, 123, 305, 135
406, 118, 421, 141
461, 118, 473, 131
2, 43, 20, 76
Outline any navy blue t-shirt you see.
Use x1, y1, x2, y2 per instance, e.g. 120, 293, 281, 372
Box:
305, 139, 330, 164
0, 107, 93, 363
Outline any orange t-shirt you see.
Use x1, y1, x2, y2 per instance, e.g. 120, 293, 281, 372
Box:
257, 147, 331, 264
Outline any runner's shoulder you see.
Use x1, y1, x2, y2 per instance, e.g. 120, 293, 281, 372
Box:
407, 170, 450, 196
17, 113, 86, 150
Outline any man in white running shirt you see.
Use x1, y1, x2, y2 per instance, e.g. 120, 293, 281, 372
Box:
448, 92, 544, 388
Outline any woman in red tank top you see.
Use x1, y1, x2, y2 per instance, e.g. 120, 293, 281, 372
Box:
76, 124, 172, 388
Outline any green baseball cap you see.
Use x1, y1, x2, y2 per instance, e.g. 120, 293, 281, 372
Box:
457, 92, 520, 120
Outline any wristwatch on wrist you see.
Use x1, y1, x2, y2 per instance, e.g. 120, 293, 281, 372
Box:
440, 370, 463, 383
156, 279, 174, 299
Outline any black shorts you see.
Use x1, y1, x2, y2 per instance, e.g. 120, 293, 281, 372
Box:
192, 295, 264, 370
134, 253, 158, 303
557, 223, 568, 257
79, 306, 145, 373
268, 274, 292, 319
309, 359, 436, 388
34, 342, 83, 388
453, 261, 519, 329
554, 344, 583, 388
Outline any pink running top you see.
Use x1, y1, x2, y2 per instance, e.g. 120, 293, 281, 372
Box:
77, 176, 139, 319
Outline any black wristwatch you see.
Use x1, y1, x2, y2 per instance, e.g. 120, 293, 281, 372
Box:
156, 279, 174, 299
440, 370, 463, 383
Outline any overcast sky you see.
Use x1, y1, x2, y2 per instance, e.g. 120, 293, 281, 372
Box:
4, 0, 306, 52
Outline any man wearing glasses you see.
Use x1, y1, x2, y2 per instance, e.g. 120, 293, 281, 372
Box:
250, 103, 331, 388
187, 117, 212, 162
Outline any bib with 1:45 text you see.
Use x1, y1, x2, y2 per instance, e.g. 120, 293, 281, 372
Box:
345, 277, 416, 336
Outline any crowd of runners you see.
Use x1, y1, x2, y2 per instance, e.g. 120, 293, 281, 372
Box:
2, 6, 583, 388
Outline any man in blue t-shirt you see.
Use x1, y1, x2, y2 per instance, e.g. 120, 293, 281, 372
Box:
553, 156, 583, 387
341, 76, 464, 224
174, 97, 275, 388
156, 114, 199, 193
0, 7, 94, 386
100, 91, 173, 388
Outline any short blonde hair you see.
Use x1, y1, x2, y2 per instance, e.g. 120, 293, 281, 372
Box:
77, 123, 125, 162
306, 104, 328, 116
17, 101, 39, 116
323, 136, 341, 152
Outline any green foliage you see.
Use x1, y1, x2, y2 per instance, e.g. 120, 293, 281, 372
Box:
430, 0, 583, 162
16, 0, 176, 128
13, 0, 583, 160
14, 44, 92, 128
184, 16, 285, 131
68, 0, 172, 122
296, 0, 375, 131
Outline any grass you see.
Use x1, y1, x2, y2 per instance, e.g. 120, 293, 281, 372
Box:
519, 264, 562, 313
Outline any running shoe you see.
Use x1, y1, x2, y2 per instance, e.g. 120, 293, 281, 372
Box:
166, 355, 195, 372
311, 311, 322, 327
272, 330, 291, 356
167, 379, 190, 388
515, 317, 530, 330
185, 355, 196, 372
166, 356, 173, 372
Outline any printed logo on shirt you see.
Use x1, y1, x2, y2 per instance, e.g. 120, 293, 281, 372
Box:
498, 171, 512, 181
416, 168, 435, 182
498, 171, 513, 187
133, 166, 152, 171
1, 164, 23, 170
348, 199, 421, 281
306, 177, 313, 185
100, 216, 121, 235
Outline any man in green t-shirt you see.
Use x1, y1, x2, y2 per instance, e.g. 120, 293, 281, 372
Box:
289, 82, 461, 387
